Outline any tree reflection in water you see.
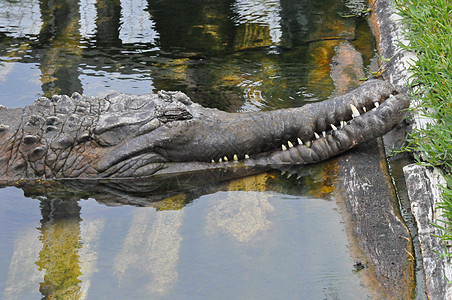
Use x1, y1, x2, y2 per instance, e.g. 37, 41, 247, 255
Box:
36, 199, 83, 299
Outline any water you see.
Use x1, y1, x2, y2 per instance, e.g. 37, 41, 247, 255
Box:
0, 178, 371, 299
0, 0, 375, 298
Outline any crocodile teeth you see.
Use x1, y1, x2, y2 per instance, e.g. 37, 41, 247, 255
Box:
211, 159, 215, 163
245, 154, 250, 159
297, 138, 303, 145
363, 107, 367, 112
341, 121, 346, 128
219, 158, 223, 162
305, 141, 311, 147
287, 173, 292, 178
282, 144, 287, 151
314, 132, 320, 139
233, 154, 238, 161
351, 104, 360, 118
223, 156, 228, 162
322, 131, 326, 137
287, 141, 294, 148
374, 102, 380, 108
331, 124, 338, 131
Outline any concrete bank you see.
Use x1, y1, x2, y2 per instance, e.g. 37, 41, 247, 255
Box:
369, 0, 452, 298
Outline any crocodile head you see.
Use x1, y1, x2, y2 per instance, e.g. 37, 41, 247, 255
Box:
0, 79, 409, 180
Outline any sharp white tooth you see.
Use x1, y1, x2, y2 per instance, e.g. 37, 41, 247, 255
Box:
331, 124, 337, 131
322, 131, 326, 137
374, 102, 380, 108
341, 121, 346, 128
233, 154, 238, 161
306, 141, 311, 147
350, 104, 360, 118
314, 132, 320, 139
219, 158, 223, 162
245, 154, 250, 159
363, 107, 367, 112
297, 174, 302, 180
282, 144, 287, 151
288, 141, 294, 148
211, 159, 215, 163
281, 171, 286, 175
223, 156, 228, 162
297, 138, 303, 145
287, 173, 292, 178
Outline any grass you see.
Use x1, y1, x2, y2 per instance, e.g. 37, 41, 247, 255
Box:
395, 0, 452, 253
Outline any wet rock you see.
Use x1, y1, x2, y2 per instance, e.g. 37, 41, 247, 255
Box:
336, 139, 415, 299
403, 164, 452, 299
369, 0, 452, 298
368, 0, 417, 91
330, 32, 415, 298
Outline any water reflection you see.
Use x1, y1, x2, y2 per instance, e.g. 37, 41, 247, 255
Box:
3, 229, 43, 300
119, 0, 158, 45
0, 0, 375, 298
114, 209, 184, 296
232, 0, 282, 47
78, 217, 105, 299
36, 199, 83, 298
79, 0, 97, 39
206, 174, 275, 243
0, 0, 369, 108
38, 0, 83, 95
0, 162, 373, 298
0, 0, 42, 38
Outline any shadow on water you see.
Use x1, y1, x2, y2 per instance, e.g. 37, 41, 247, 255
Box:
0, 0, 381, 298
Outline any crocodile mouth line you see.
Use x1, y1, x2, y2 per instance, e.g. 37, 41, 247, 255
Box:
208, 93, 398, 164
104, 90, 401, 173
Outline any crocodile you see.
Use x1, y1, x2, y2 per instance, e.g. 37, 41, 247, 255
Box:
0, 80, 409, 181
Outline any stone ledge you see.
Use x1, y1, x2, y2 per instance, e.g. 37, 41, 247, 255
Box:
336, 138, 415, 299
329, 23, 415, 298
369, 0, 452, 298
403, 164, 452, 299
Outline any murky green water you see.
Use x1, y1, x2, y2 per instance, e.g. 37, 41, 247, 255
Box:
0, 0, 375, 298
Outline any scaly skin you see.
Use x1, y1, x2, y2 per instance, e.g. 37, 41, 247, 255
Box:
0, 80, 409, 180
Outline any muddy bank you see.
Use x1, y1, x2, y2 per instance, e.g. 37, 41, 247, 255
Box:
369, 0, 452, 298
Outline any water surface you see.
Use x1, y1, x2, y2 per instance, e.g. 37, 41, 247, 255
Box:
0, 0, 375, 298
